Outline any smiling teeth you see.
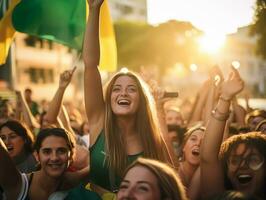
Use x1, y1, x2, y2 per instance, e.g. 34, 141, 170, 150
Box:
7, 147, 13, 151
238, 175, 251, 178
118, 100, 130, 105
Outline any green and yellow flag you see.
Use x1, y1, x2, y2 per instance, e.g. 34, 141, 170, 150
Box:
0, 0, 21, 65
1, 0, 117, 71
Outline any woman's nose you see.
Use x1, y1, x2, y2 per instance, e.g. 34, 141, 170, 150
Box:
120, 188, 135, 199
50, 151, 59, 160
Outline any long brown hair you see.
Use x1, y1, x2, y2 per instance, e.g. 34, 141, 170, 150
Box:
104, 70, 172, 175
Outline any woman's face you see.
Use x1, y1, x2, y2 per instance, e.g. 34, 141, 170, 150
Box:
0, 126, 25, 158
227, 143, 265, 196
182, 129, 204, 166
35, 135, 72, 178
111, 76, 140, 117
117, 165, 161, 200
165, 110, 183, 126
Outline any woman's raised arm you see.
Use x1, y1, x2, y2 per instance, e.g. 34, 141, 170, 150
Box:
201, 67, 244, 198
83, 0, 105, 145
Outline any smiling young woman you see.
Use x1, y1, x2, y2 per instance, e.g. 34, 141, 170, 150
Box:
117, 158, 188, 200
0, 128, 90, 200
200, 67, 266, 199
82, 0, 173, 194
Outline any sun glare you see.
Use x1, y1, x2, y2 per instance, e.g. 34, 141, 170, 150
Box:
198, 34, 226, 54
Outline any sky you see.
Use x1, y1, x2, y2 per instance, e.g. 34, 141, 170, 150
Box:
147, 0, 256, 36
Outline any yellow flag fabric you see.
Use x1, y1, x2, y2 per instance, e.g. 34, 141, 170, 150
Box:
98, 1, 117, 72
11, 0, 117, 72
0, 0, 21, 65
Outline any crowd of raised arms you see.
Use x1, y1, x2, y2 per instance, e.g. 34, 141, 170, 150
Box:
0, 0, 266, 200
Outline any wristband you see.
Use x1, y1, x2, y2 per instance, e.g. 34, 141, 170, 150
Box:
219, 95, 232, 102
211, 108, 230, 121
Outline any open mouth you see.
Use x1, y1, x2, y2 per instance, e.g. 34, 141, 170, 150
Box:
237, 174, 252, 185
7, 146, 14, 152
192, 149, 200, 156
117, 99, 131, 106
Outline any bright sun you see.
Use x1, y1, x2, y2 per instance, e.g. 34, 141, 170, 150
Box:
198, 34, 226, 54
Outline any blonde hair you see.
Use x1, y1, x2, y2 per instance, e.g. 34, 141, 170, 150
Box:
104, 70, 172, 175
122, 158, 188, 200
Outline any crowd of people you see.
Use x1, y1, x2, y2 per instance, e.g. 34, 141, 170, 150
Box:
1, 0, 266, 199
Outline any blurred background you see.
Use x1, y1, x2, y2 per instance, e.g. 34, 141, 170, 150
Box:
0, 0, 265, 109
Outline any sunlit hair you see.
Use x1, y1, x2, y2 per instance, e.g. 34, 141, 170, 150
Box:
165, 105, 181, 114
34, 128, 76, 159
219, 132, 266, 192
103, 70, 172, 175
178, 123, 205, 162
0, 120, 35, 154
245, 109, 266, 125
120, 158, 188, 200
181, 123, 205, 149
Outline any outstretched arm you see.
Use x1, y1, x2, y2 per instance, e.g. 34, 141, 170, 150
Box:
0, 138, 22, 199
15, 90, 40, 130
232, 97, 246, 127
188, 79, 210, 126
201, 66, 244, 198
203, 66, 224, 125
83, 0, 105, 146
45, 67, 76, 125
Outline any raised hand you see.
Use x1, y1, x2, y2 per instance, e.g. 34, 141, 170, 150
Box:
15, 90, 23, 111
221, 66, 244, 100
59, 67, 76, 89
87, 0, 104, 9
209, 65, 224, 86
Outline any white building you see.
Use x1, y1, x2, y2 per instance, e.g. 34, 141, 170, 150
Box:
219, 26, 266, 95
109, 0, 147, 22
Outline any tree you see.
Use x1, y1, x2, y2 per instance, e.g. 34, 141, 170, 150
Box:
114, 20, 202, 72
251, 0, 266, 59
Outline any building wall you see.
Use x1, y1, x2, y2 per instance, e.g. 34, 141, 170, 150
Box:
218, 26, 266, 96
109, 0, 147, 22
13, 33, 76, 101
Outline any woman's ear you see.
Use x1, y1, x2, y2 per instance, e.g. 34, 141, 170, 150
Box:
33, 151, 40, 162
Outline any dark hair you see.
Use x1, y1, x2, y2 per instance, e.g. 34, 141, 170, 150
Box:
245, 109, 266, 125
34, 128, 75, 155
167, 124, 186, 143
0, 120, 35, 153
219, 132, 266, 193
24, 88, 32, 93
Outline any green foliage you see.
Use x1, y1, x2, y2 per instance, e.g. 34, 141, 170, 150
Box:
251, 0, 266, 59
114, 20, 202, 72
